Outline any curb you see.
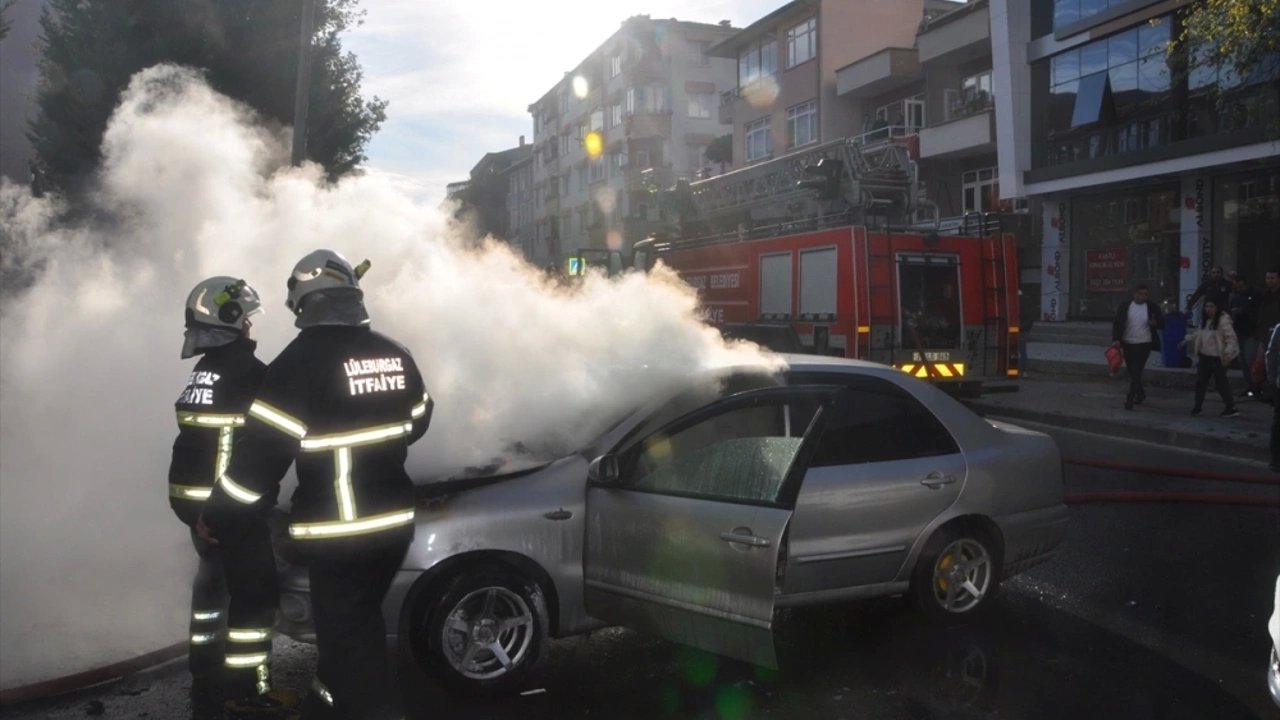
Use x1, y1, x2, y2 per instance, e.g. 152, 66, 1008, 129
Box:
1027, 359, 1248, 392
966, 402, 1270, 465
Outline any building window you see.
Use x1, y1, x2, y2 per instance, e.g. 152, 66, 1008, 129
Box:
962, 168, 999, 214
688, 92, 714, 119
738, 38, 777, 89
589, 157, 605, 183
786, 101, 818, 148
787, 18, 816, 68
610, 54, 622, 78
626, 87, 668, 115
953, 71, 994, 119
560, 92, 569, 115
609, 103, 623, 128
745, 117, 772, 161
636, 149, 651, 169
590, 108, 604, 132
690, 40, 710, 67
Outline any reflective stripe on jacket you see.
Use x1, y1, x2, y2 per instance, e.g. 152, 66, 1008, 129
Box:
206, 326, 431, 545
168, 337, 266, 527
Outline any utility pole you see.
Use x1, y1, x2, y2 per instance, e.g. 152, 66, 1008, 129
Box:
291, 0, 318, 166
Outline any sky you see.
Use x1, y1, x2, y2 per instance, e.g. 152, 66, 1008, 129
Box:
343, 0, 781, 203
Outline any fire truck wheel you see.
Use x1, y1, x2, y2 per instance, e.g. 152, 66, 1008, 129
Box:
417, 564, 548, 696
911, 524, 1001, 624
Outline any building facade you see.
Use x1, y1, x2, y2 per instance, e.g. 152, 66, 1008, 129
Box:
524, 15, 738, 267
711, 0, 962, 171
992, 0, 1280, 321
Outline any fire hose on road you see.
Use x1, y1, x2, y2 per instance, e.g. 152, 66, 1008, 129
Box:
1061, 457, 1280, 508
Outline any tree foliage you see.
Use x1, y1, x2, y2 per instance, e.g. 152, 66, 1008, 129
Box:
1175, 0, 1280, 87
704, 134, 732, 167
0, 0, 15, 43
28, 0, 386, 193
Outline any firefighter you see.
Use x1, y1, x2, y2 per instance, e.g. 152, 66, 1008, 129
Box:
204, 250, 432, 720
168, 277, 271, 711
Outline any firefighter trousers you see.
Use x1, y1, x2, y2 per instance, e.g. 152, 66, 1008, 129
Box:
301, 543, 409, 720
188, 531, 228, 679
219, 520, 281, 698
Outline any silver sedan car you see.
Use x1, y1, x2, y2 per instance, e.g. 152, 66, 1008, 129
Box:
276, 355, 1068, 695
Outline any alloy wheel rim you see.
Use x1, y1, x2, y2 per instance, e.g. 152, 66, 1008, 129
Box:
931, 538, 991, 613
440, 586, 535, 680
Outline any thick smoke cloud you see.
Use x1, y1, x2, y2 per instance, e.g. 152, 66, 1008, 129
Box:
0, 65, 776, 689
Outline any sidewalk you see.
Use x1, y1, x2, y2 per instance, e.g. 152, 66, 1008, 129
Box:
967, 373, 1272, 467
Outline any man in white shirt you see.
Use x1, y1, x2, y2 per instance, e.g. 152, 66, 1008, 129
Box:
1110, 283, 1165, 411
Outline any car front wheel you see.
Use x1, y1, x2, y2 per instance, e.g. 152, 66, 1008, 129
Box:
912, 527, 999, 623
419, 565, 547, 695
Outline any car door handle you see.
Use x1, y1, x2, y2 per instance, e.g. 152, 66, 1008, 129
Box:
719, 531, 771, 548
543, 508, 573, 521
920, 472, 957, 489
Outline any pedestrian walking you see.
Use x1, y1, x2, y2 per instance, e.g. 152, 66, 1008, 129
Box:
1111, 283, 1164, 410
1186, 266, 1233, 323
168, 277, 276, 716
1228, 273, 1261, 397
1266, 323, 1280, 471
204, 250, 432, 720
1254, 269, 1280, 397
1181, 299, 1240, 417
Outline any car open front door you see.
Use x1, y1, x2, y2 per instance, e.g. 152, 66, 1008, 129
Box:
583, 386, 838, 669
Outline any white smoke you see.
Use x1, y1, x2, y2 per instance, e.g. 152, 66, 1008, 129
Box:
0, 64, 776, 690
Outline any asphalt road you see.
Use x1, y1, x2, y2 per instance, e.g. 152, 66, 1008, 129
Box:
3, 425, 1277, 720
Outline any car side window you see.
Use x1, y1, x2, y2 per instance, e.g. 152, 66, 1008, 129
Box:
790, 373, 958, 466
622, 401, 805, 504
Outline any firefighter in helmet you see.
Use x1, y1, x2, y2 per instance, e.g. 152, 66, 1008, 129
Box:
204, 250, 432, 720
168, 277, 273, 712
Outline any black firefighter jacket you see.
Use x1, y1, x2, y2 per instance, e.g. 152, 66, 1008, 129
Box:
169, 337, 267, 527
205, 325, 432, 556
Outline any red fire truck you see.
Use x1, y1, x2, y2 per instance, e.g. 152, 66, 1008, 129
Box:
628, 137, 1021, 394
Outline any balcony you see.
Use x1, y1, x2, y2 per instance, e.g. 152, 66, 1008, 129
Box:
919, 108, 995, 159
623, 111, 673, 139
918, 1, 991, 65
835, 48, 921, 98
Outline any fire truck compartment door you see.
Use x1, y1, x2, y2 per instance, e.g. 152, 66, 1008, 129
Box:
584, 386, 838, 669
898, 254, 962, 351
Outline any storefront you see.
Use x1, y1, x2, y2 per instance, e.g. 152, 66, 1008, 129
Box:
1215, 168, 1280, 284
1037, 161, 1280, 323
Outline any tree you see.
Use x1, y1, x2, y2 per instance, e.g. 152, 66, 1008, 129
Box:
1174, 0, 1280, 92
28, 0, 386, 193
704, 133, 732, 172
0, 0, 15, 43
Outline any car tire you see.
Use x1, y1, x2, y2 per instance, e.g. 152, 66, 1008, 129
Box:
911, 525, 1000, 624
419, 564, 547, 696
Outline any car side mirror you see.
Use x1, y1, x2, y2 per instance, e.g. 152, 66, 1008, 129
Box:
588, 454, 619, 484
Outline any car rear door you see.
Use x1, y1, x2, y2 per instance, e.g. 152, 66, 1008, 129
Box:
583, 386, 839, 668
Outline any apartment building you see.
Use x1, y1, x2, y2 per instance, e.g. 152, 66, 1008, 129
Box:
523, 15, 738, 267
836, 0, 1006, 219
454, 141, 534, 243
507, 151, 537, 261
991, 0, 1280, 321
711, 0, 962, 170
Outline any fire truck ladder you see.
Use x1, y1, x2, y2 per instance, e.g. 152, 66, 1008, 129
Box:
675, 137, 919, 240
976, 213, 1008, 379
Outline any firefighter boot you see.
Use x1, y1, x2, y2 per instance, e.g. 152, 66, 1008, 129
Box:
224, 689, 301, 720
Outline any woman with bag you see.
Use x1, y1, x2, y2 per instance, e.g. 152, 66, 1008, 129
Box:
1181, 299, 1240, 417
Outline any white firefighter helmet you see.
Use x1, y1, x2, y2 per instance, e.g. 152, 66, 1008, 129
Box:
285, 249, 371, 315
185, 276, 262, 332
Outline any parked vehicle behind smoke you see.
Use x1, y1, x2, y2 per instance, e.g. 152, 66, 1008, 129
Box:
275, 355, 1068, 695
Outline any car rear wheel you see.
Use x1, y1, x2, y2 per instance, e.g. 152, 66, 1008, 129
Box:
419, 565, 546, 695
912, 526, 999, 623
